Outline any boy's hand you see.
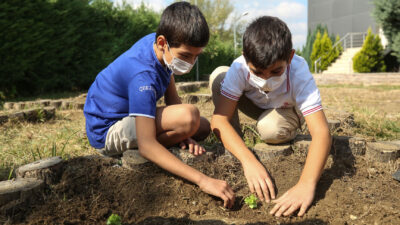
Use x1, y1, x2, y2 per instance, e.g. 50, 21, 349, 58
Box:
179, 138, 206, 156
198, 176, 235, 208
270, 182, 315, 217
243, 161, 276, 202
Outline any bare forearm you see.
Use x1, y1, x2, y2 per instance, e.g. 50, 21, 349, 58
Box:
211, 116, 257, 164
298, 131, 331, 185
139, 141, 205, 185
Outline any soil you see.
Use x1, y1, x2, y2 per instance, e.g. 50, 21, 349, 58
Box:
4, 146, 400, 225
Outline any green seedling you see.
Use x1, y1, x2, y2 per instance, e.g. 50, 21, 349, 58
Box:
107, 214, 121, 225
244, 194, 258, 209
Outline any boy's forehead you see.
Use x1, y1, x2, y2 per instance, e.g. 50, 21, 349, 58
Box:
248, 60, 287, 71
173, 44, 204, 56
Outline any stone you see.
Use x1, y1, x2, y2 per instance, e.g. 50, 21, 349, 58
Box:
61, 101, 72, 110
43, 107, 56, 120
121, 150, 149, 170
393, 169, 400, 182
16, 156, 64, 185
183, 94, 212, 104
366, 141, 400, 162
293, 135, 312, 154
252, 143, 292, 161
38, 100, 51, 107
184, 95, 199, 104
0, 178, 45, 214
14, 103, 26, 111
74, 102, 85, 110
25, 101, 36, 108
49, 100, 62, 109
78, 93, 87, 98
22, 109, 39, 121
3, 102, 14, 110
169, 147, 213, 166
9, 111, 24, 121
348, 137, 367, 155
0, 114, 8, 124
327, 119, 341, 133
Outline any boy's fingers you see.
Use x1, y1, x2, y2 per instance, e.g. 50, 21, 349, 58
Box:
259, 180, 270, 202
221, 194, 229, 208
283, 204, 298, 217
224, 190, 235, 208
298, 204, 308, 217
265, 178, 276, 199
274, 203, 290, 217
248, 182, 255, 194
180, 142, 186, 149
194, 144, 199, 155
270, 202, 281, 215
254, 183, 265, 202
188, 142, 194, 153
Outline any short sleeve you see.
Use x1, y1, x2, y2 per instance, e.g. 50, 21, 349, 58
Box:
292, 57, 322, 117
220, 60, 247, 101
128, 73, 157, 118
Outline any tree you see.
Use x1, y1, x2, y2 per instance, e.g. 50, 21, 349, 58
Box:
333, 35, 343, 58
373, 0, 400, 63
301, 24, 336, 68
176, 0, 234, 37
310, 31, 337, 72
310, 31, 322, 72
353, 28, 386, 73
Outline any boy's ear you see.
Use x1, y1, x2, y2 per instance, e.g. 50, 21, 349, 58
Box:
156, 35, 167, 51
288, 49, 295, 64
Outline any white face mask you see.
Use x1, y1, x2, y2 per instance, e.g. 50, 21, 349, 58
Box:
249, 67, 287, 92
163, 42, 196, 75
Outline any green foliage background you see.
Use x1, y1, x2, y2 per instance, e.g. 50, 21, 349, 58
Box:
0, 0, 236, 99
373, 0, 400, 63
353, 28, 386, 73
0, 0, 159, 99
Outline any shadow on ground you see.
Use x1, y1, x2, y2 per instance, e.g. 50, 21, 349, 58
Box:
132, 216, 327, 225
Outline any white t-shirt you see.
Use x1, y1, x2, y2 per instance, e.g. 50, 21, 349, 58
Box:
220, 54, 322, 117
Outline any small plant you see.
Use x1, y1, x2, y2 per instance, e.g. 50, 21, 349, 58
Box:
107, 214, 121, 225
244, 194, 258, 209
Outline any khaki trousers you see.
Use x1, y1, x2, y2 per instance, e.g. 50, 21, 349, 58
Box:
209, 66, 302, 144
97, 116, 138, 156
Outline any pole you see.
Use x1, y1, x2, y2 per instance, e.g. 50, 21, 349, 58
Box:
233, 12, 249, 57
234, 24, 237, 56
195, 0, 199, 81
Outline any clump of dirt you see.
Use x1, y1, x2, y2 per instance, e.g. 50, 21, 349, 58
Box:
5, 148, 400, 225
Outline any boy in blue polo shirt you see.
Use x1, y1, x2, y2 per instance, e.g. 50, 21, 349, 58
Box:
84, 2, 235, 208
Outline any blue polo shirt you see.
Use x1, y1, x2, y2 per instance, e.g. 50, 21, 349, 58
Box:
84, 33, 171, 149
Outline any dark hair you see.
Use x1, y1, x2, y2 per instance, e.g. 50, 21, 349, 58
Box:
156, 2, 209, 48
243, 16, 292, 69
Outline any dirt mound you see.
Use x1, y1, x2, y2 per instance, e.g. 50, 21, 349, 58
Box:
4, 149, 400, 225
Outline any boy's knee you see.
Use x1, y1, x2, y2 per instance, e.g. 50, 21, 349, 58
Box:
257, 120, 296, 144
209, 66, 229, 93
178, 104, 201, 136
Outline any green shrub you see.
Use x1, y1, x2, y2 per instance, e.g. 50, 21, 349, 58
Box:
353, 28, 386, 73
310, 31, 338, 72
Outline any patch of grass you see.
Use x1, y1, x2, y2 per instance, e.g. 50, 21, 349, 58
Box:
350, 106, 399, 140
5, 91, 84, 102
0, 110, 95, 180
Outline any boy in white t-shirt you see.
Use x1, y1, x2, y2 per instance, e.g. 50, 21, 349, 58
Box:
210, 16, 332, 217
